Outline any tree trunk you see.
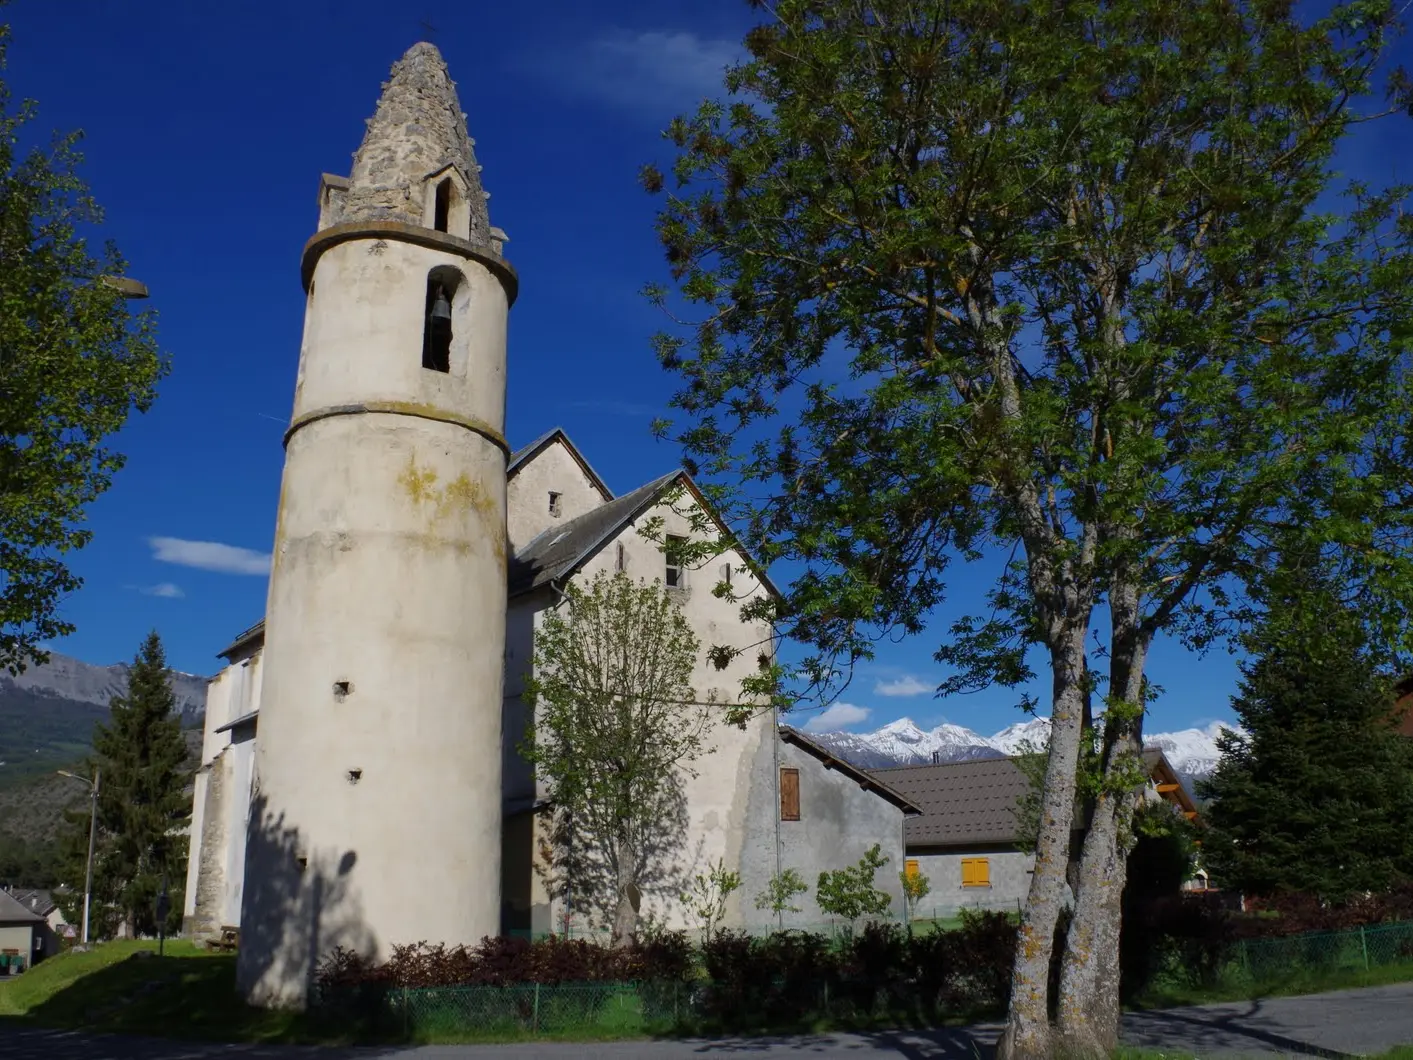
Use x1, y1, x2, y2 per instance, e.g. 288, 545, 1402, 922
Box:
611, 845, 640, 948
1057, 791, 1132, 1057
995, 628, 1091, 1060
1057, 597, 1149, 1057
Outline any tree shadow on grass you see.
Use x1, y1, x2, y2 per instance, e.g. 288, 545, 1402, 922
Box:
0, 793, 389, 1053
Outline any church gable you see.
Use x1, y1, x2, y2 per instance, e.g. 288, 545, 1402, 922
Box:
507, 429, 612, 552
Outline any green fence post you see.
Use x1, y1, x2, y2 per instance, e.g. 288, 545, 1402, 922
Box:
1361, 926, 1370, 971
533, 982, 541, 1034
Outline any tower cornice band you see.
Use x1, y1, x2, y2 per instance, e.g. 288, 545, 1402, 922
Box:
301, 221, 519, 306
283, 401, 511, 456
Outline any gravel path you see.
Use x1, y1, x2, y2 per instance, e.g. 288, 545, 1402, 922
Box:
3, 981, 1411, 1058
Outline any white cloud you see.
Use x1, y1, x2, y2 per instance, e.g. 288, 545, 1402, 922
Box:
141, 583, 185, 599
533, 30, 743, 116
148, 536, 271, 576
873, 675, 933, 698
803, 701, 872, 732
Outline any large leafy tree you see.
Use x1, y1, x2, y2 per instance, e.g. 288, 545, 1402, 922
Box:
1201, 574, 1413, 901
642, 1, 1413, 1055
0, 9, 168, 675
58, 631, 190, 937
520, 571, 719, 943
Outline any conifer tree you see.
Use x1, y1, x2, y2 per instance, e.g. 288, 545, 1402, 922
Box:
58, 631, 190, 937
1201, 575, 1413, 901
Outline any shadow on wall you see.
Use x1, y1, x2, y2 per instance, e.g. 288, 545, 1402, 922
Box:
235, 792, 376, 1008
535, 773, 693, 934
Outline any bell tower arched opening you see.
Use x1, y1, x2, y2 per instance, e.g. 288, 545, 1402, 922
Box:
421, 265, 465, 373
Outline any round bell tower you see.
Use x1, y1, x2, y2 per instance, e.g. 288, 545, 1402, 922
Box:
237, 42, 515, 1008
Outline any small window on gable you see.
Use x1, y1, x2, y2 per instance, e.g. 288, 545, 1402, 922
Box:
720, 562, 732, 589
434, 178, 452, 233
616, 541, 627, 573
548, 491, 562, 517
665, 534, 688, 589
421, 266, 463, 374
779, 767, 800, 821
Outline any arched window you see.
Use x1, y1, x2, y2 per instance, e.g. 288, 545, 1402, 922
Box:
434, 178, 452, 233
421, 266, 464, 373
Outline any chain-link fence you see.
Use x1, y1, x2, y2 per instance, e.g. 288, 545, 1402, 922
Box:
315, 920, 1413, 1040
1238, 920, 1413, 981
314, 980, 688, 1038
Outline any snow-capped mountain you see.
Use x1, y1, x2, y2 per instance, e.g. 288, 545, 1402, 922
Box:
807, 718, 1006, 769
804, 716, 1239, 780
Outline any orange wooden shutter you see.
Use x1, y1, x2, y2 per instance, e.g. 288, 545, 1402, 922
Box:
780, 768, 800, 821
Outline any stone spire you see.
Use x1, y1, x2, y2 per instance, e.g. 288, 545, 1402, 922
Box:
338, 42, 493, 247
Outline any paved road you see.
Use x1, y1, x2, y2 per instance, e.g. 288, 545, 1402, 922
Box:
3, 982, 1411, 1059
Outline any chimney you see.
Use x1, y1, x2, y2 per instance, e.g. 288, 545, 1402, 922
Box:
931, 751, 940, 764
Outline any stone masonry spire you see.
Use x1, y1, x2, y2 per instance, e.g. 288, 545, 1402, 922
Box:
337, 41, 493, 247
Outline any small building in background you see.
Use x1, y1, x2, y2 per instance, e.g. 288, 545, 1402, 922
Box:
871, 748, 1201, 919
0, 888, 58, 972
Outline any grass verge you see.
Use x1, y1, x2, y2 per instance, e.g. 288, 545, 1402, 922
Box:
1131, 958, 1413, 1010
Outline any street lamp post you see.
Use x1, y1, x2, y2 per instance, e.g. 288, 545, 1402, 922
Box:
56, 768, 100, 945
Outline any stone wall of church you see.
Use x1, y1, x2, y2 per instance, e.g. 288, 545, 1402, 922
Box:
186, 753, 227, 940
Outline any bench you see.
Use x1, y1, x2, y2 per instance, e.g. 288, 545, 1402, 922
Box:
206, 925, 240, 952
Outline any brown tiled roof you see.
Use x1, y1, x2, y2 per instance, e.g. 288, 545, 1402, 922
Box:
869, 758, 1033, 848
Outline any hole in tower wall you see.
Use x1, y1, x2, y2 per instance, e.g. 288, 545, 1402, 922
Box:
434, 178, 452, 233
333, 680, 351, 701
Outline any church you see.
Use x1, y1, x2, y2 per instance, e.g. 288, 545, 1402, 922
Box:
181, 42, 918, 1009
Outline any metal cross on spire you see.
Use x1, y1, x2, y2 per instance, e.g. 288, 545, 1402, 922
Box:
419, 17, 439, 42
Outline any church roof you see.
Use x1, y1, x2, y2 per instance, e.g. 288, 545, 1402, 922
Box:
509, 471, 681, 597
338, 42, 494, 247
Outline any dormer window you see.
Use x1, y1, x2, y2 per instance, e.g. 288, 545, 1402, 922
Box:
548, 492, 562, 517
434, 178, 452, 233
425, 169, 468, 236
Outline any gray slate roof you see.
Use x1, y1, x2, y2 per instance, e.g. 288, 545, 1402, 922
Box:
869, 758, 1033, 848
509, 472, 681, 597
0, 888, 44, 924
6, 889, 56, 917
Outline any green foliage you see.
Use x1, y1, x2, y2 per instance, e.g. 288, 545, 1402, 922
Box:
1200, 568, 1413, 902
645, 0, 1413, 716
645, 0, 1413, 1025
0, 14, 169, 676
680, 858, 742, 943
755, 867, 810, 916
520, 571, 718, 936
56, 632, 189, 937
815, 844, 893, 924
900, 865, 931, 919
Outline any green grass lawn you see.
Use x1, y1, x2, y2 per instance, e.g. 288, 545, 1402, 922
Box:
0, 939, 327, 1043
4, 936, 1413, 1051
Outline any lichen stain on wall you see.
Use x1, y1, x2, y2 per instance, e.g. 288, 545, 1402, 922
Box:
397, 453, 506, 562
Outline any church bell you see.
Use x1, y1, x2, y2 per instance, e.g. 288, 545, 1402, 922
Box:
430, 286, 452, 323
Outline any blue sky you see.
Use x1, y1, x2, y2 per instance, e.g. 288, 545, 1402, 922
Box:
5, 1, 1405, 738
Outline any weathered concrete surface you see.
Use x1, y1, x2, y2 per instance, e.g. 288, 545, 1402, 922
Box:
5, 980, 1413, 1057
739, 725, 911, 934
907, 847, 1033, 917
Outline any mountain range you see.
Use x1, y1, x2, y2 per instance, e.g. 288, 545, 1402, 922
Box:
803, 715, 1237, 782
0, 650, 210, 847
